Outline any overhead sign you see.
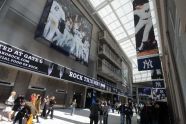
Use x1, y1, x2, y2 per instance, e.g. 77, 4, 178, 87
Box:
151, 68, 164, 79
137, 56, 161, 71
62, 68, 106, 90
133, 0, 161, 71
152, 80, 165, 88
0, 40, 124, 95
133, 0, 159, 57
0, 40, 48, 74
152, 88, 166, 100
138, 87, 152, 96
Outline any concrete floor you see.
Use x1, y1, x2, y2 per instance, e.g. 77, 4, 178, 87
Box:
0, 108, 137, 124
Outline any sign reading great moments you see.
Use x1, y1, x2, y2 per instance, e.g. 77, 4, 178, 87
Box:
0, 40, 122, 95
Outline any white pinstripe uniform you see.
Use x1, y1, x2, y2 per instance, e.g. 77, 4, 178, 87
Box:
54, 19, 73, 47
134, 3, 152, 50
43, 1, 65, 42
82, 40, 90, 62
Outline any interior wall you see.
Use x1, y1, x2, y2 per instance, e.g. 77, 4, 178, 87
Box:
157, 0, 186, 123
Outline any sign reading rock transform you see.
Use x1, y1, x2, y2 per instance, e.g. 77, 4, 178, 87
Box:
0, 40, 122, 95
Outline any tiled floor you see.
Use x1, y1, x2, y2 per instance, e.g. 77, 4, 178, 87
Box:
0, 108, 137, 124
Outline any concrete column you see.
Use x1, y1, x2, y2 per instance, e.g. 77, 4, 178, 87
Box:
83, 86, 87, 108
65, 83, 74, 107
136, 87, 139, 104
13, 71, 32, 96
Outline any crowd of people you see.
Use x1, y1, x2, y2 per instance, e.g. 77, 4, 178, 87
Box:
137, 100, 169, 124
89, 99, 133, 124
0, 91, 169, 124
0, 91, 56, 124
89, 98, 168, 124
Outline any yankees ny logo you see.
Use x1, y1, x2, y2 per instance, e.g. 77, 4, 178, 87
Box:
160, 90, 164, 94
155, 82, 161, 88
143, 59, 153, 69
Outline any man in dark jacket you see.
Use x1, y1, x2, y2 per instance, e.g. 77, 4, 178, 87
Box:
119, 103, 126, 124
89, 100, 100, 124
13, 100, 32, 124
125, 103, 133, 124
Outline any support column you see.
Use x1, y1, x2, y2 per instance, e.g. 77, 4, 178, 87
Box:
65, 83, 74, 107
136, 87, 139, 104
13, 71, 32, 96
83, 86, 87, 108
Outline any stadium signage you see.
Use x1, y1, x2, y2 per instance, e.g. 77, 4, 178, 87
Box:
0, 40, 124, 95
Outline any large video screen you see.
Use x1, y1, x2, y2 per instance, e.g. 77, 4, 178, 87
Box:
35, 0, 92, 65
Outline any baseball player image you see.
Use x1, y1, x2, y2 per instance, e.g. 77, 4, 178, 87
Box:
53, 16, 74, 48
43, 1, 66, 42
133, 0, 157, 52
82, 37, 90, 63
37, 0, 92, 65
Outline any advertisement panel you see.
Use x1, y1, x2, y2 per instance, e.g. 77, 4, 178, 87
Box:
138, 87, 151, 96
0, 40, 124, 94
133, 0, 158, 57
35, 0, 92, 65
151, 68, 164, 79
137, 56, 161, 71
0, 40, 49, 74
152, 88, 166, 100
152, 80, 165, 88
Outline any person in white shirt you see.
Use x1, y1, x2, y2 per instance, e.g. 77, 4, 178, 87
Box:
70, 15, 82, 57
5, 91, 16, 121
82, 37, 90, 63
43, 1, 65, 42
54, 17, 73, 48
134, 2, 153, 51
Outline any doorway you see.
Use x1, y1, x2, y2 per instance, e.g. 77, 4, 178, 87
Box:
73, 92, 82, 108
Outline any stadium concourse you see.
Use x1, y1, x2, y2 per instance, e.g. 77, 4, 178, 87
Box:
0, 108, 137, 124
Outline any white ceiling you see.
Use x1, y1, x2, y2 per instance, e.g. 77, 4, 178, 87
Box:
88, 0, 162, 83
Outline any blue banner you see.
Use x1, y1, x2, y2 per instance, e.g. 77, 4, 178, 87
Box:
151, 69, 164, 79
152, 88, 166, 100
152, 80, 165, 88
138, 87, 151, 96
133, 0, 159, 57
137, 56, 161, 70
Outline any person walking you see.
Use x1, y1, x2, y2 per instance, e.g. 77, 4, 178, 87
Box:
5, 91, 16, 121
30, 93, 37, 106
41, 95, 49, 117
119, 102, 126, 124
13, 99, 31, 124
146, 101, 153, 124
11, 95, 25, 121
99, 101, 104, 124
71, 99, 77, 116
152, 102, 160, 124
35, 95, 41, 123
125, 103, 133, 124
103, 102, 109, 124
89, 100, 100, 124
46, 96, 56, 119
